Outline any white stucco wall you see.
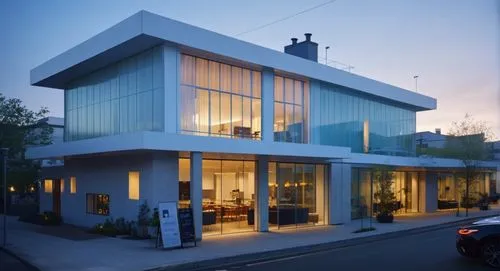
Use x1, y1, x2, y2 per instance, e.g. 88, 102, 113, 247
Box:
39, 152, 179, 228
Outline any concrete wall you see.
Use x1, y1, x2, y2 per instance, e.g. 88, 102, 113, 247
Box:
329, 163, 351, 224
419, 172, 438, 213
40, 151, 179, 228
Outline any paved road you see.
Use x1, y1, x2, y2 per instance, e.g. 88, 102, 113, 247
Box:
205, 226, 490, 271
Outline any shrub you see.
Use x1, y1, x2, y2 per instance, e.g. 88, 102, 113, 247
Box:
150, 208, 160, 227
114, 217, 131, 235
89, 218, 118, 237
41, 211, 63, 226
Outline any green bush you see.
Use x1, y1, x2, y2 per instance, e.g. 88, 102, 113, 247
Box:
41, 211, 63, 226
89, 218, 118, 237
114, 217, 132, 235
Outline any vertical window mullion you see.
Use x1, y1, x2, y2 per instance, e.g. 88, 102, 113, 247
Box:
218, 63, 222, 136
207, 62, 211, 135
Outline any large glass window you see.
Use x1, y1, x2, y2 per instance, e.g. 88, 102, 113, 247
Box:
310, 83, 417, 156
180, 55, 262, 139
65, 46, 164, 141
351, 169, 420, 219
273, 76, 308, 143
268, 162, 327, 229
178, 158, 256, 236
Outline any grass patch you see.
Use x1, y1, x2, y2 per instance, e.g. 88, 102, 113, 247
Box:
353, 227, 376, 233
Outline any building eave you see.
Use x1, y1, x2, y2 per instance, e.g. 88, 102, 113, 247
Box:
25, 132, 351, 161
30, 10, 436, 111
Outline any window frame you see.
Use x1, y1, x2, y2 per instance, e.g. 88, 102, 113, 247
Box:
86, 193, 110, 216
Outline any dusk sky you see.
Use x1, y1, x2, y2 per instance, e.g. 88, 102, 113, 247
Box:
1, 0, 498, 139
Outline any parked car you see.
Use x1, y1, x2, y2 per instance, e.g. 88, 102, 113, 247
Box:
456, 216, 500, 268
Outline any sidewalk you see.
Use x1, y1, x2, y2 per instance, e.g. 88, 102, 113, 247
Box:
5, 207, 500, 271
0, 248, 36, 271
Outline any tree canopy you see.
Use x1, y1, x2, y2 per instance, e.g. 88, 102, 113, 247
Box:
0, 93, 53, 191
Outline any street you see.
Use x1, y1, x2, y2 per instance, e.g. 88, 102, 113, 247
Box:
204, 226, 490, 271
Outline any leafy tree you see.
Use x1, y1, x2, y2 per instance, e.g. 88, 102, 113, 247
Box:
373, 169, 397, 220
445, 114, 495, 216
0, 93, 53, 192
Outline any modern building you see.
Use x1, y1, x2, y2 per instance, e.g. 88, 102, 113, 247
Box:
27, 11, 497, 239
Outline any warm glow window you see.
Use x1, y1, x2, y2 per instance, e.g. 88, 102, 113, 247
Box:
128, 171, 140, 200
86, 193, 110, 216
70, 177, 77, 194
180, 54, 262, 139
44, 179, 53, 193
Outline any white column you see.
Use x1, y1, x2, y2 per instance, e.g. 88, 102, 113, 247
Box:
149, 152, 179, 207
190, 152, 203, 240
423, 172, 438, 213
329, 162, 351, 224
163, 45, 179, 134
255, 156, 269, 232
261, 68, 274, 142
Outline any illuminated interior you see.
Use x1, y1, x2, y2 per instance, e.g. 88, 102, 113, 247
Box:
180, 55, 262, 139
179, 158, 256, 235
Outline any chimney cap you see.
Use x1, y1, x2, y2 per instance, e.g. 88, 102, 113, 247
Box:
305, 33, 312, 41
291, 38, 298, 45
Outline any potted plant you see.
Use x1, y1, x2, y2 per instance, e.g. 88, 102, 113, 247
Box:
373, 170, 397, 223
137, 201, 150, 238
478, 193, 490, 211
148, 208, 160, 238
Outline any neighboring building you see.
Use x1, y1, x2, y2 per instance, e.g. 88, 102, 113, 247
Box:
26, 11, 497, 239
36, 117, 64, 167
416, 129, 446, 149
487, 141, 500, 161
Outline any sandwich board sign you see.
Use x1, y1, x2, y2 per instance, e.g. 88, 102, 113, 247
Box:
157, 202, 181, 249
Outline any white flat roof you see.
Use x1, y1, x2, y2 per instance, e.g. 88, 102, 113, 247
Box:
31, 10, 436, 111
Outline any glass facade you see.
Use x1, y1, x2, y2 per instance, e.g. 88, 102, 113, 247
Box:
180, 55, 262, 139
65, 47, 164, 141
438, 172, 490, 209
268, 162, 327, 228
273, 76, 309, 143
179, 158, 256, 235
351, 168, 420, 219
310, 83, 416, 156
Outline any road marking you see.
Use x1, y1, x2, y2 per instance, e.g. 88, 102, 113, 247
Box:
245, 250, 332, 267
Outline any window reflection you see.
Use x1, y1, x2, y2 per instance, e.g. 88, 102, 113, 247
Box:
65, 47, 164, 141
273, 75, 308, 143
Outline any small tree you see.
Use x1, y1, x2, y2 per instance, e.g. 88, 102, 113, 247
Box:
0, 93, 52, 192
446, 114, 495, 216
373, 169, 397, 222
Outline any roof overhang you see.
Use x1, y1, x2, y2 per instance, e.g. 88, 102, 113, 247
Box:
31, 10, 436, 111
26, 131, 351, 161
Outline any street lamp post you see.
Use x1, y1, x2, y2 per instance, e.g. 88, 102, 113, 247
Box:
1, 148, 8, 248
413, 75, 419, 92
325, 46, 330, 65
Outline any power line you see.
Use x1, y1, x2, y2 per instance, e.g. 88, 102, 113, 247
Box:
235, 0, 338, 37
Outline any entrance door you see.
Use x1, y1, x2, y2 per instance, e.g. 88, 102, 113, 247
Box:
52, 179, 61, 216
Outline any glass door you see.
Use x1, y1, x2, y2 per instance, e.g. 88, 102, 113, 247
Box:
277, 163, 296, 229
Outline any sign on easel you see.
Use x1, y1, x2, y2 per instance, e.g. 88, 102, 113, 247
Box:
177, 208, 196, 247
157, 202, 181, 249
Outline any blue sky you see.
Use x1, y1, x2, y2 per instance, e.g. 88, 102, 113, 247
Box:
0, 0, 498, 138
